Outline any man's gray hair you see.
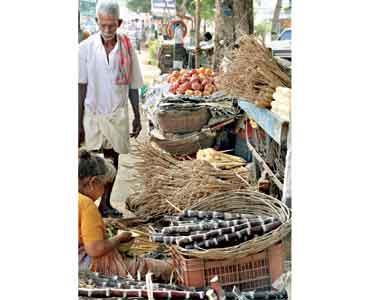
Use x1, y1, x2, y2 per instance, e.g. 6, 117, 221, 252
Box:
96, 0, 120, 19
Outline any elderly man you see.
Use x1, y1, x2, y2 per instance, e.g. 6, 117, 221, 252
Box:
79, 0, 143, 218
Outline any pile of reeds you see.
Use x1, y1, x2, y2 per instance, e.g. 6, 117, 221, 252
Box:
126, 142, 255, 221
217, 35, 291, 109
104, 219, 165, 257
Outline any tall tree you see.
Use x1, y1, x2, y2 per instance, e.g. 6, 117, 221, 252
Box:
176, 0, 194, 23
176, 0, 215, 21
124, 0, 215, 21
213, 0, 254, 70
125, 0, 151, 13
255, 20, 271, 42
271, 0, 282, 39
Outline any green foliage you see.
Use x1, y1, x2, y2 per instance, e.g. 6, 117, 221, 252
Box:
283, 5, 292, 13
200, 0, 216, 20
176, 0, 191, 17
147, 39, 162, 66
125, 0, 151, 13
176, 0, 215, 21
255, 20, 271, 41
124, 0, 216, 21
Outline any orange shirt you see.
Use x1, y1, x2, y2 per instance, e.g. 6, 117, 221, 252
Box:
78, 193, 105, 245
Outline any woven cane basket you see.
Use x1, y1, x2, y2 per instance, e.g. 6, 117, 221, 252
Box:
156, 107, 210, 134
150, 131, 216, 156
174, 190, 291, 259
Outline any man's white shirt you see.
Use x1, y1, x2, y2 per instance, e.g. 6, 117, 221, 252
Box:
79, 33, 143, 116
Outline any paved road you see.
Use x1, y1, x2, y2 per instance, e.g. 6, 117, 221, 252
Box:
101, 50, 160, 216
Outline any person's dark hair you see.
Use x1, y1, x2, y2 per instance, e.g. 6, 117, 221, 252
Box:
204, 32, 212, 41
79, 150, 108, 179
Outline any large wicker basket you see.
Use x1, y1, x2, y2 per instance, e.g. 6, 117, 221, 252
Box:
174, 190, 291, 259
156, 107, 211, 134
150, 131, 216, 156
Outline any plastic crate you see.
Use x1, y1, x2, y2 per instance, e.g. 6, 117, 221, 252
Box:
172, 242, 284, 291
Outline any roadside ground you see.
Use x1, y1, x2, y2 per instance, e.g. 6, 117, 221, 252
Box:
99, 49, 160, 216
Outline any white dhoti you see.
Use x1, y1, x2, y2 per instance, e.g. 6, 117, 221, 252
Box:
83, 106, 130, 154
79, 33, 144, 155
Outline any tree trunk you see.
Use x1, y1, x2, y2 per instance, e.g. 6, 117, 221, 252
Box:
213, 0, 254, 70
233, 0, 253, 38
271, 0, 282, 39
195, 0, 201, 68
248, 0, 254, 35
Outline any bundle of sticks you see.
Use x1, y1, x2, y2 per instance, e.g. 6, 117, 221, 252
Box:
126, 142, 254, 221
151, 210, 281, 250
104, 219, 165, 256
196, 148, 246, 170
217, 35, 291, 109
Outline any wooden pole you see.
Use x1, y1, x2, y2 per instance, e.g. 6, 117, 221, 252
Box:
245, 122, 284, 191
195, 0, 201, 68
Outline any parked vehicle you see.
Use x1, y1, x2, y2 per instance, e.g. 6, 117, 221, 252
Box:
266, 28, 291, 61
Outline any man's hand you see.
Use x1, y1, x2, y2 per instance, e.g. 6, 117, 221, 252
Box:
78, 83, 87, 147
79, 126, 85, 147
128, 89, 141, 138
130, 117, 142, 138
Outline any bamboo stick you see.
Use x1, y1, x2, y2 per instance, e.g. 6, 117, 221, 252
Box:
244, 122, 283, 190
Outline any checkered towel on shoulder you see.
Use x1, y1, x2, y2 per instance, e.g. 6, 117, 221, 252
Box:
116, 34, 133, 85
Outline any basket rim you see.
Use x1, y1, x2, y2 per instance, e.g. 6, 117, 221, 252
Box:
174, 190, 291, 259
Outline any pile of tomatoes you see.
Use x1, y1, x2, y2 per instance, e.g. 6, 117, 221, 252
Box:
167, 68, 218, 97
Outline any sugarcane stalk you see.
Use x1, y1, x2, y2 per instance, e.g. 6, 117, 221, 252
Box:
191, 221, 281, 249
165, 216, 277, 234
79, 288, 205, 299
179, 210, 258, 220
151, 235, 180, 245
154, 219, 281, 248
176, 219, 280, 247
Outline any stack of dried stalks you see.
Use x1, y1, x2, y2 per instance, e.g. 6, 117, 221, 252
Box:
217, 34, 291, 109
104, 218, 164, 256
127, 142, 255, 221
